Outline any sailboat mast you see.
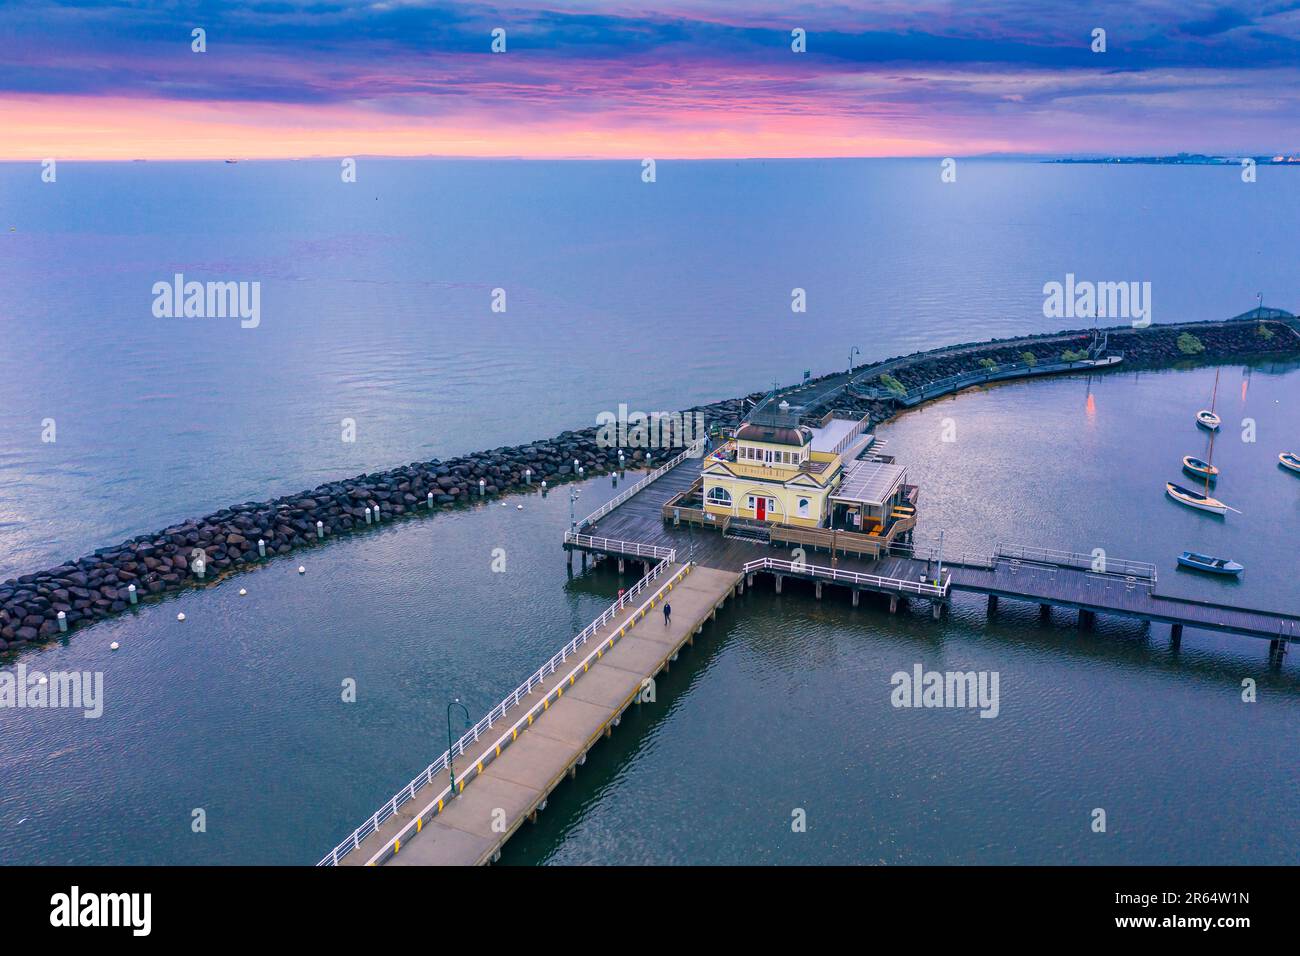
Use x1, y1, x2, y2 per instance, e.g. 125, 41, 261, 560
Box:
1210, 368, 1219, 413
1205, 429, 1215, 496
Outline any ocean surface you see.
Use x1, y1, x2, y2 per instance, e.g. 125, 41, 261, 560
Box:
0, 160, 1297, 865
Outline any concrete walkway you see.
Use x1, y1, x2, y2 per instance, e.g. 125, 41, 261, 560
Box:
351, 563, 741, 866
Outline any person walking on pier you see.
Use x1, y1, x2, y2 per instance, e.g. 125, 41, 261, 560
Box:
663, 601, 672, 627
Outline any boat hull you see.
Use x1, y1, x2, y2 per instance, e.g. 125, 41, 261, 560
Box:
1181, 455, 1218, 481
1177, 552, 1243, 576
1280, 453, 1300, 475
1195, 411, 1220, 430
1166, 482, 1227, 515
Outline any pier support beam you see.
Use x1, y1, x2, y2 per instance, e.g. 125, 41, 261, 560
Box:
889, 595, 898, 614
987, 595, 998, 614
581, 552, 587, 571
852, 589, 860, 608
1170, 623, 1183, 649
931, 601, 942, 621
618, 558, 625, 574
747, 573, 754, 588
815, 582, 823, 600
774, 574, 783, 594
1039, 603, 1051, 620
1079, 609, 1096, 630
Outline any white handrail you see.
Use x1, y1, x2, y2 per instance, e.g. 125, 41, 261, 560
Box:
357, 561, 694, 867
563, 532, 676, 562
578, 438, 705, 528
829, 415, 872, 457
317, 555, 681, 866
997, 543, 1157, 582
743, 557, 949, 598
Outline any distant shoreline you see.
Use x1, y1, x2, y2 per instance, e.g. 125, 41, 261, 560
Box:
1048, 153, 1300, 165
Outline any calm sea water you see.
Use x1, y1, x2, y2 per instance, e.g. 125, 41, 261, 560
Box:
1, 159, 1297, 575
0, 161, 1297, 864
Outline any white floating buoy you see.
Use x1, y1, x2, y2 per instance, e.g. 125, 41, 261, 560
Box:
177, 612, 186, 622
57, 610, 67, 633
298, 566, 306, 574
110, 642, 120, 650
517, 504, 523, 510
239, 588, 247, 596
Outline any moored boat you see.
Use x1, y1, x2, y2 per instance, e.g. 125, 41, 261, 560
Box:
1177, 551, 1244, 576
1280, 452, 1300, 475
1195, 369, 1221, 430
1181, 455, 1218, 481
1166, 482, 1227, 515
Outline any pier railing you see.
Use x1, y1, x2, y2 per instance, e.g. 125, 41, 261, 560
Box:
563, 532, 677, 562
318, 553, 681, 867
890, 540, 997, 570
824, 414, 873, 457
578, 437, 706, 529
857, 355, 1123, 406
996, 543, 1156, 583
743, 556, 949, 598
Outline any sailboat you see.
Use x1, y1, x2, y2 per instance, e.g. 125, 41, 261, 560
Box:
1195, 369, 1221, 430
1279, 452, 1300, 475
1167, 424, 1230, 515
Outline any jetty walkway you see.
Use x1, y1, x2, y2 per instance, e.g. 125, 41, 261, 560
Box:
321, 541, 741, 866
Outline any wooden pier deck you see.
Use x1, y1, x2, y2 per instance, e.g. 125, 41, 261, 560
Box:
334, 561, 741, 867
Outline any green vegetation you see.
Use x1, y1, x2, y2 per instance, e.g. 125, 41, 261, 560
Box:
978, 357, 999, 371
879, 373, 907, 397
1256, 323, 1275, 340
1020, 351, 1037, 367
1176, 332, 1205, 355
1061, 349, 1087, 362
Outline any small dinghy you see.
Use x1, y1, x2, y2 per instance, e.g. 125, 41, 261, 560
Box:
1195, 368, 1221, 430
1280, 452, 1300, 475
1166, 482, 1228, 515
1177, 551, 1243, 576
1182, 455, 1218, 481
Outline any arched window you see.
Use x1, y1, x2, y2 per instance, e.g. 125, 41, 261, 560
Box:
798, 497, 810, 517
706, 486, 732, 504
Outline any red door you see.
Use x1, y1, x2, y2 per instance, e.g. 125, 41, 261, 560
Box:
755, 497, 766, 520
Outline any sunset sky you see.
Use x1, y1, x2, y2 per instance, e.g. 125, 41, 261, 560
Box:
2, 0, 1298, 160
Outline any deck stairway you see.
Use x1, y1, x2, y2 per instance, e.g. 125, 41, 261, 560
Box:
724, 517, 772, 544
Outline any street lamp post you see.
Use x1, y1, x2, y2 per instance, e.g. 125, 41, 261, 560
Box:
569, 487, 581, 534
848, 345, 861, 375
446, 698, 470, 797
